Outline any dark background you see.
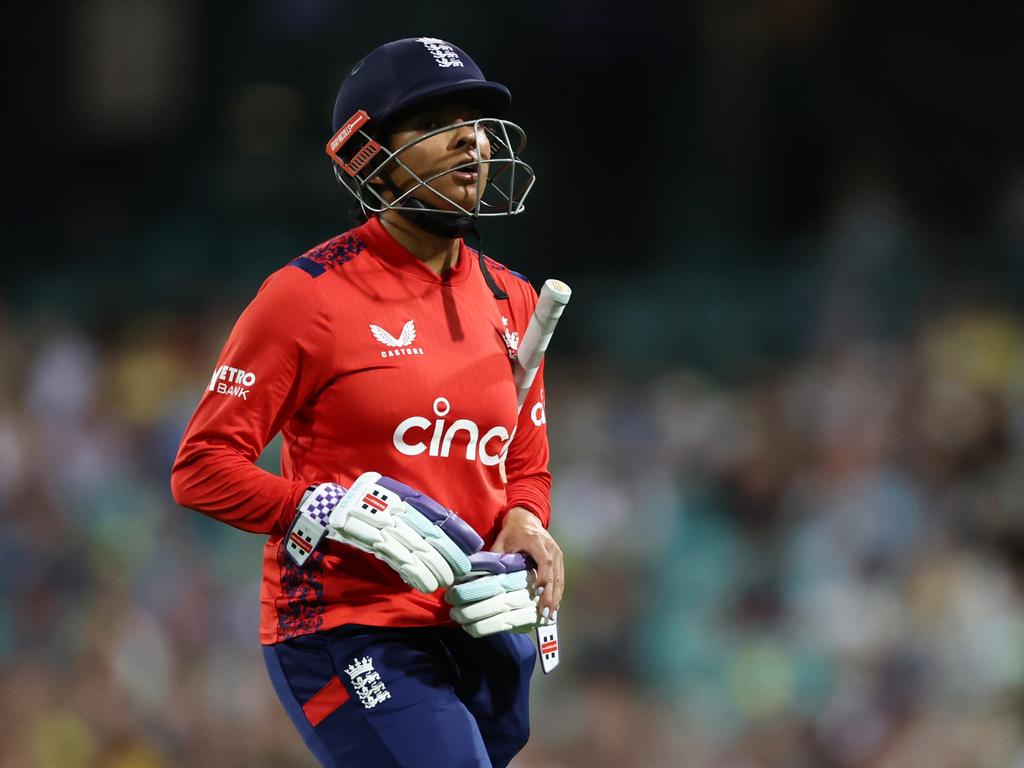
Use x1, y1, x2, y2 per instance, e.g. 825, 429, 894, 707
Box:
4, 2, 1024, 766
12, 2, 1024, 370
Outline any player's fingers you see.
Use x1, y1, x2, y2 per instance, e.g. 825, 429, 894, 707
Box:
530, 543, 558, 619
490, 518, 535, 555
494, 531, 552, 586
531, 541, 555, 588
537, 541, 565, 619
492, 527, 510, 553
553, 546, 565, 609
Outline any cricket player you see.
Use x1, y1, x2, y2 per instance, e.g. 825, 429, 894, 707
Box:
171, 37, 564, 767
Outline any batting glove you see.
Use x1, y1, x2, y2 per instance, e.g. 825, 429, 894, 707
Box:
445, 552, 542, 638
285, 473, 483, 593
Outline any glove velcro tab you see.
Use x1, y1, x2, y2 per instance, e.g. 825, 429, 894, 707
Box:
327, 472, 399, 547
285, 482, 347, 566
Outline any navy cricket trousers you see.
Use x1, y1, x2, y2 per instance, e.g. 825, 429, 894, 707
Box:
263, 624, 537, 767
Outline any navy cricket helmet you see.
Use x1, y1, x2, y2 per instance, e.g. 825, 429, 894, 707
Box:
331, 37, 511, 134
325, 37, 536, 238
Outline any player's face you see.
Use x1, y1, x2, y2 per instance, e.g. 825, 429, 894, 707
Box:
385, 103, 491, 212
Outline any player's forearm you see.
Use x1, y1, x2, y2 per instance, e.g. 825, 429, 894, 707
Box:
170, 442, 308, 536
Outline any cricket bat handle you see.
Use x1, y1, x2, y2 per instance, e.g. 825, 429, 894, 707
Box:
514, 279, 572, 409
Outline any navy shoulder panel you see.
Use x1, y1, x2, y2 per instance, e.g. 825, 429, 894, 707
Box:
481, 253, 531, 286
288, 232, 367, 277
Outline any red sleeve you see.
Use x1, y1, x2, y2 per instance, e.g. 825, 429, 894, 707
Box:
504, 357, 552, 526
502, 278, 553, 527
170, 266, 334, 536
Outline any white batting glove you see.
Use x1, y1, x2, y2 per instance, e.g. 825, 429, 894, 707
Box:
445, 553, 542, 638
285, 473, 483, 593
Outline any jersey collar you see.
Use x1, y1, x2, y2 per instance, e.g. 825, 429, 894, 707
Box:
358, 215, 472, 285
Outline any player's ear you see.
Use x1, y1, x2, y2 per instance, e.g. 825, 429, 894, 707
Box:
365, 168, 391, 200
365, 129, 394, 189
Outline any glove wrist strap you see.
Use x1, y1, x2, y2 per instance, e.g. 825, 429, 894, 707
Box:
285, 482, 347, 565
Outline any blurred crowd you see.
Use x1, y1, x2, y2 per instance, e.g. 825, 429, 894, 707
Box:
537, 307, 1024, 767
1, 276, 1023, 766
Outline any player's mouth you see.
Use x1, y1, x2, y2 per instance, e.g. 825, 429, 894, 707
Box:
451, 171, 478, 185
447, 157, 480, 185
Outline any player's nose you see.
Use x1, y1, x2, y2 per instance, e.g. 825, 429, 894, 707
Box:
448, 119, 479, 149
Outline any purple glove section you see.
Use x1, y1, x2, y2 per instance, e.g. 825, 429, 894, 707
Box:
376, 476, 484, 555
468, 552, 535, 575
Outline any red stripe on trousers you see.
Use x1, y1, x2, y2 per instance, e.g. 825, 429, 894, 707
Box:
302, 676, 350, 727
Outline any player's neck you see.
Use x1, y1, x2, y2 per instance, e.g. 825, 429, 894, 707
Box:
378, 213, 460, 275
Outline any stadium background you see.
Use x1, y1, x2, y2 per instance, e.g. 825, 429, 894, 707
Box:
5, 2, 1024, 766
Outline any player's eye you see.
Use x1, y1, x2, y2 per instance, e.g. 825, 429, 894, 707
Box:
417, 115, 443, 132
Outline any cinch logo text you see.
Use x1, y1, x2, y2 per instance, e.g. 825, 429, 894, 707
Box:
393, 397, 512, 466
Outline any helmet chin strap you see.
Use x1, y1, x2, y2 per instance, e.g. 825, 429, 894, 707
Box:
399, 198, 474, 238
464, 221, 509, 301
378, 176, 509, 300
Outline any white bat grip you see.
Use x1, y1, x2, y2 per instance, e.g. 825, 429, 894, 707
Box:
515, 279, 571, 409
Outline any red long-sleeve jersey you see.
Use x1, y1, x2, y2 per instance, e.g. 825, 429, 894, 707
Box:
171, 216, 551, 644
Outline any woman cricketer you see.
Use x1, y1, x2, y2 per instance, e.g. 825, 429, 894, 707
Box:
171, 37, 564, 767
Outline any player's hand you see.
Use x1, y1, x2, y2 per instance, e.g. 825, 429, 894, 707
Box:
492, 506, 563, 622
445, 553, 539, 637
286, 473, 483, 592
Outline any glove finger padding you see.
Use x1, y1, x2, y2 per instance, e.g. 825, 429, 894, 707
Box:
449, 584, 535, 622
372, 524, 454, 593
325, 472, 481, 592
450, 594, 538, 638
446, 552, 540, 637
377, 476, 483, 577
396, 505, 472, 578
447, 570, 530, 605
